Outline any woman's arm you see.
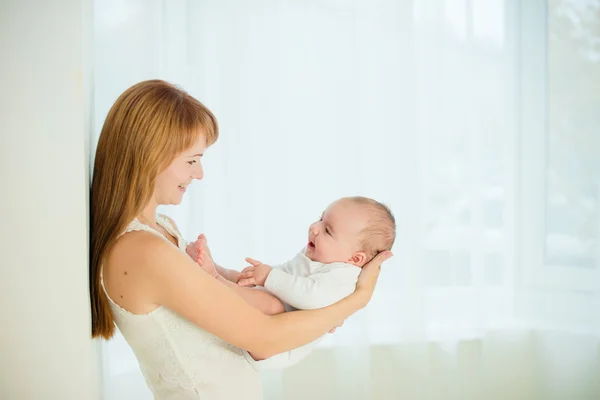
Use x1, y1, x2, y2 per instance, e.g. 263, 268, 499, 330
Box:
131, 233, 390, 359
180, 228, 282, 313
215, 276, 285, 315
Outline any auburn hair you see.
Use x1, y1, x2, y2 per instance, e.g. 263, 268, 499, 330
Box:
90, 80, 218, 339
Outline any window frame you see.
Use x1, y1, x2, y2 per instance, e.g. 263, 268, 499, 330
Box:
517, 0, 599, 293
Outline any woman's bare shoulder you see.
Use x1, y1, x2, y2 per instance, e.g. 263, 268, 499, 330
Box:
104, 231, 179, 313
109, 230, 171, 267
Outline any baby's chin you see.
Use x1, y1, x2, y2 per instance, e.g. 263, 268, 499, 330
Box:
304, 247, 315, 261
304, 247, 323, 263
304, 248, 344, 264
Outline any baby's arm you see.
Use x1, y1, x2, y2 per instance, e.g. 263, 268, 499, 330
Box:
238, 260, 358, 310
186, 235, 285, 315
186, 235, 238, 281
267, 269, 357, 310
240, 263, 356, 369
215, 264, 241, 283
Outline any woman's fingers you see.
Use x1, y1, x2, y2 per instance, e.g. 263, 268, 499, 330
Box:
374, 250, 393, 265
328, 320, 345, 334
356, 251, 393, 293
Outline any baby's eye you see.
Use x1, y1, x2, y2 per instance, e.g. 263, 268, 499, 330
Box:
325, 227, 331, 235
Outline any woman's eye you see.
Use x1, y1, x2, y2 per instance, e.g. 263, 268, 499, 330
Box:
188, 160, 197, 165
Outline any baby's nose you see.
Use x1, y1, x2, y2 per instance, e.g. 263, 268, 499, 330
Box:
311, 225, 319, 235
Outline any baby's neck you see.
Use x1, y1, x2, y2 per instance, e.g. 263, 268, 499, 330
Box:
305, 252, 363, 268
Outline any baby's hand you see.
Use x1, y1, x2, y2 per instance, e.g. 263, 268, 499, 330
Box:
237, 257, 272, 287
185, 234, 219, 278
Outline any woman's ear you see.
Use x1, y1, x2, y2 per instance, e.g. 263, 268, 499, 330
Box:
350, 251, 368, 267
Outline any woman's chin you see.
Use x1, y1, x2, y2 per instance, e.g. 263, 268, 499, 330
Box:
169, 196, 184, 206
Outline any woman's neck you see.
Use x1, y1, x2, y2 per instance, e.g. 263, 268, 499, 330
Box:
138, 202, 158, 227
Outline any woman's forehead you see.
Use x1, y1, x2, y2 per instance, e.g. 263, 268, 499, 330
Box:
180, 135, 207, 157
189, 134, 207, 152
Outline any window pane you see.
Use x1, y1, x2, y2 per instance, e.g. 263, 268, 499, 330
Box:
546, 0, 600, 269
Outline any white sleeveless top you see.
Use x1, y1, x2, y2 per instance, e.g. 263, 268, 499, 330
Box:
101, 216, 263, 400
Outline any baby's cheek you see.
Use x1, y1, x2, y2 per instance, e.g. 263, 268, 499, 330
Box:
324, 246, 345, 263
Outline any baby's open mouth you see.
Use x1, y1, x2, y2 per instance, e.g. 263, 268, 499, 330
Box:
308, 241, 315, 249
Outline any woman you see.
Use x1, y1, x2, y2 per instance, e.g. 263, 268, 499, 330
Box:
90, 80, 392, 399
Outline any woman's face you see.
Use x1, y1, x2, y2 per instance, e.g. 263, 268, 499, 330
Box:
153, 135, 207, 206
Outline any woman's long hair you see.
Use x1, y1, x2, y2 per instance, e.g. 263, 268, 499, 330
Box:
90, 80, 218, 339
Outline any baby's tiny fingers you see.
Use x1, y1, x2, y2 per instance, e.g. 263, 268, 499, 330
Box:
239, 271, 254, 280
245, 257, 262, 266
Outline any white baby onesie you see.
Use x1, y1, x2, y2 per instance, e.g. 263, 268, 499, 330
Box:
244, 249, 361, 370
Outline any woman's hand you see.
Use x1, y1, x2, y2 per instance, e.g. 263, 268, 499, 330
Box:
328, 320, 344, 334
354, 251, 393, 307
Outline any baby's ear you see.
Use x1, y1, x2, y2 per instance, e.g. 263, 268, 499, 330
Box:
350, 252, 368, 267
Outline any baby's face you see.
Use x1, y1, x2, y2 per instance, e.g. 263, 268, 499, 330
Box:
305, 199, 369, 266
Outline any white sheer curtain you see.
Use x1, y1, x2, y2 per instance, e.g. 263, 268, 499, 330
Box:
93, 0, 600, 399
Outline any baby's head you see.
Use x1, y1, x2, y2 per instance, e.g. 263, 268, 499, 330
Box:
305, 196, 396, 267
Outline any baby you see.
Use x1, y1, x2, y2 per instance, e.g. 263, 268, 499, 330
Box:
186, 196, 396, 369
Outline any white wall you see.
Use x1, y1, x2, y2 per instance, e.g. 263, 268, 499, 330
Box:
0, 1, 99, 399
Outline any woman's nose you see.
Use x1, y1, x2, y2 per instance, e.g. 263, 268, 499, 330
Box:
191, 164, 204, 180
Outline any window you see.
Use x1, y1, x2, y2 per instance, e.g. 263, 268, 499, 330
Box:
520, 0, 600, 295
545, 0, 599, 273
